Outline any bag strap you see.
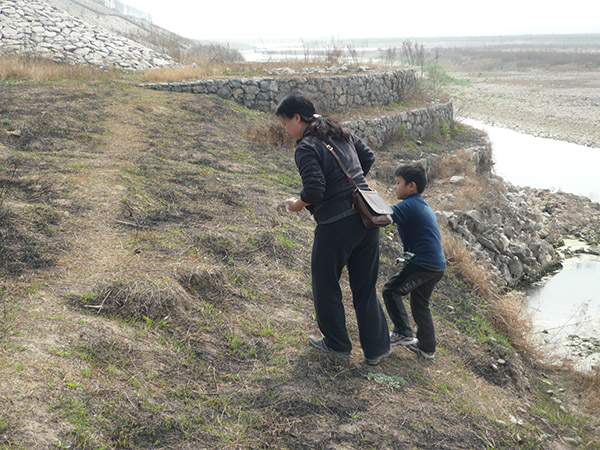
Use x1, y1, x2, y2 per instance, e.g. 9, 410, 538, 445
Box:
322, 141, 360, 191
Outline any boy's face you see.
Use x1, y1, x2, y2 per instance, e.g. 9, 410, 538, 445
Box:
394, 175, 416, 200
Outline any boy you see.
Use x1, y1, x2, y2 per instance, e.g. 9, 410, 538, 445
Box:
383, 163, 446, 360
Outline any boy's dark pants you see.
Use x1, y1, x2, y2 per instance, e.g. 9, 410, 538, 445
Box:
311, 214, 390, 359
382, 263, 444, 353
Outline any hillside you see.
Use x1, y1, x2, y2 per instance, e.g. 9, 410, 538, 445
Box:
1, 71, 600, 449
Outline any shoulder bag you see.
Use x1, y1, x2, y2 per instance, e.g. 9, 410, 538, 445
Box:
323, 142, 393, 228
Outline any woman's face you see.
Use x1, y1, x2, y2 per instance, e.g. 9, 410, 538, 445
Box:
280, 114, 307, 140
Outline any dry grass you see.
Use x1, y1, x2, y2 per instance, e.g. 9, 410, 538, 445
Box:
430, 149, 477, 179
441, 226, 544, 365
430, 146, 494, 179
80, 280, 192, 322
440, 178, 493, 211
440, 226, 497, 299
427, 147, 499, 211
0, 55, 117, 81
431, 149, 543, 364
580, 367, 600, 412
137, 60, 233, 82
245, 119, 295, 148
137, 60, 280, 83
487, 292, 544, 362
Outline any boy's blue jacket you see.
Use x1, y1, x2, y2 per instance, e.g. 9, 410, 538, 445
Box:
391, 193, 446, 271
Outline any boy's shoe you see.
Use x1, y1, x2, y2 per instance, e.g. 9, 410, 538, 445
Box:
407, 343, 435, 360
364, 348, 393, 366
390, 332, 418, 347
308, 336, 351, 361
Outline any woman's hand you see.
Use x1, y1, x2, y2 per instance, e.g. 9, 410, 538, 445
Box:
285, 197, 308, 212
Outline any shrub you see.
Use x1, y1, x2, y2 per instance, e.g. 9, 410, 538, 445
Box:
185, 43, 244, 64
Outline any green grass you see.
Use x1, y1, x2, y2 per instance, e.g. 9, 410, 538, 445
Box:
366, 372, 407, 389
440, 118, 450, 138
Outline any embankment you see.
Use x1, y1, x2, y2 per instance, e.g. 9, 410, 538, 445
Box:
0, 0, 174, 70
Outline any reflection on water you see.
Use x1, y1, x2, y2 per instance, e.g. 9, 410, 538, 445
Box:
527, 254, 600, 370
462, 118, 600, 203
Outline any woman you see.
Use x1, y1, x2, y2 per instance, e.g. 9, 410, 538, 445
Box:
276, 91, 391, 365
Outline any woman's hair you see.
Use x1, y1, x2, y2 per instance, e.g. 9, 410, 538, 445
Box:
275, 91, 350, 142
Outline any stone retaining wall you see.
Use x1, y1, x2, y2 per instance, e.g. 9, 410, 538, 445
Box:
142, 70, 418, 114
143, 70, 452, 145
344, 102, 453, 147
0, 0, 174, 71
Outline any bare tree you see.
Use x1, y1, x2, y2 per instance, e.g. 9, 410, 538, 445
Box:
346, 43, 360, 65
384, 47, 398, 66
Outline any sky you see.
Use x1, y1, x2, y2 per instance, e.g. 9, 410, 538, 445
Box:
121, 0, 600, 42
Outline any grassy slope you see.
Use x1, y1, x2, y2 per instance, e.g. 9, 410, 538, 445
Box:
0, 78, 598, 449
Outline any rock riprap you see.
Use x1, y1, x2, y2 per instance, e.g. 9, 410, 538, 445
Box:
418, 146, 600, 287
0, 0, 174, 71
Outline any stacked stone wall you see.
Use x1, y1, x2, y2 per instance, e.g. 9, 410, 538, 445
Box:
344, 103, 453, 147
0, 0, 174, 71
142, 70, 418, 114
143, 70, 452, 144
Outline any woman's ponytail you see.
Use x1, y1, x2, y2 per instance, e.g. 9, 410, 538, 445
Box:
276, 92, 350, 142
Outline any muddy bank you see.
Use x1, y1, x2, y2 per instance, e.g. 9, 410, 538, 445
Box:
446, 69, 600, 148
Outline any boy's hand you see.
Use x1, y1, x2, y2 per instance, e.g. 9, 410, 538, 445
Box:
285, 197, 308, 212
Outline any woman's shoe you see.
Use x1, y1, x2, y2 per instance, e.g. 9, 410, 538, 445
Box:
364, 348, 393, 366
308, 336, 351, 361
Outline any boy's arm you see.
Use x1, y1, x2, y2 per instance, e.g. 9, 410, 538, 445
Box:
390, 202, 407, 225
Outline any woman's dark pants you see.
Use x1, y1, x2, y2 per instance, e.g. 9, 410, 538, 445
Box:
311, 214, 390, 359
382, 263, 444, 353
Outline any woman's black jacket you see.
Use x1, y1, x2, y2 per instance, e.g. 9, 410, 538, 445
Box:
294, 130, 375, 224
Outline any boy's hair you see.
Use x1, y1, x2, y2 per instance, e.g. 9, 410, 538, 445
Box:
395, 163, 427, 193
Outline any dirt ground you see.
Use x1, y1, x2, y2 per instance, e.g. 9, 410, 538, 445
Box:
445, 69, 600, 148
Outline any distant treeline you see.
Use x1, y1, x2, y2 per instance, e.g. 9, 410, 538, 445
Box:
430, 45, 600, 70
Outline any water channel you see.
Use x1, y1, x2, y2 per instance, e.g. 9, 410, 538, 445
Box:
463, 119, 600, 370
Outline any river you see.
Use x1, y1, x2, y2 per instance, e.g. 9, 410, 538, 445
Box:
461, 119, 600, 203
463, 118, 600, 370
